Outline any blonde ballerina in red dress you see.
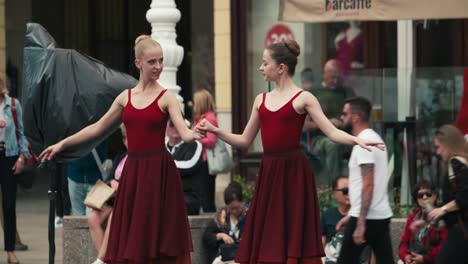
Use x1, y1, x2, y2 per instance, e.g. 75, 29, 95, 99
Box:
40, 35, 203, 264
196, 40, 384, 264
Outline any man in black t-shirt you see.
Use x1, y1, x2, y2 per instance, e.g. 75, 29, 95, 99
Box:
321, 178, 372, 264
321, 176, 350, 246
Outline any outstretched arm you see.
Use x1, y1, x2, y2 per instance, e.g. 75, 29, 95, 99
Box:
197, 94, 262, 149
165, 92, 201, 142
302, 92, 383, 151
39, 91, 126, 161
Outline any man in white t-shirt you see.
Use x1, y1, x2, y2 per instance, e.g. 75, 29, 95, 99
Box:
336, 96, 394, 264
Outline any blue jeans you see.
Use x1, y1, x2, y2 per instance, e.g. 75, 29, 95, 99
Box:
68, 178, 93, 216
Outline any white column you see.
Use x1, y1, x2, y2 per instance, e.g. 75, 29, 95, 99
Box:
146, 0, 184, 108
397, 20, 414, 121
397, 20, 414, 209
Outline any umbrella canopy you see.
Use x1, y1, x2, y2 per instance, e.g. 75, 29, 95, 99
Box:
280, 0, 468, 23
22, 23, 138, 161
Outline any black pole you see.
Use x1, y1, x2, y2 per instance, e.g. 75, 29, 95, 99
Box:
45, 161, 58, 264
405, 116, 417, 187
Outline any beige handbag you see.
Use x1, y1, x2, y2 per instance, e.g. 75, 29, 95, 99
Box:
84, 180, 115, 210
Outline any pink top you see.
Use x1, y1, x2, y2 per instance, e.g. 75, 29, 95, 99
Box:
192, 111, 218, 161
114, 154, 128, 181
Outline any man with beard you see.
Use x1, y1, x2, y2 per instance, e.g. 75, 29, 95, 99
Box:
336, 96, 393, 264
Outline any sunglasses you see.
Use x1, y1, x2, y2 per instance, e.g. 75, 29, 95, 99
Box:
417, 191, 433, 199
334, 188, 349, 195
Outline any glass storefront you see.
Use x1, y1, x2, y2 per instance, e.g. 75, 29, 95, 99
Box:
241, 0, 467, 187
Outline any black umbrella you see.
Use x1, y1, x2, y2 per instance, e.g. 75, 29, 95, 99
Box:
21, 23, 137, 264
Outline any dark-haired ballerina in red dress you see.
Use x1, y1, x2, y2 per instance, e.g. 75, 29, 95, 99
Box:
40, 35, 202, 264
197, 40, 384, 264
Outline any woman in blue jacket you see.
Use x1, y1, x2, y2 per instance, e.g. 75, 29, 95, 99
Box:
0, 79, 30, 264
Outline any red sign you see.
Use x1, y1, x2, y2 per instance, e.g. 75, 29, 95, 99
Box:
264, 24, 295, 48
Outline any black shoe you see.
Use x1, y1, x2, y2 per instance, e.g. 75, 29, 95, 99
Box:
15, 243, 28, 251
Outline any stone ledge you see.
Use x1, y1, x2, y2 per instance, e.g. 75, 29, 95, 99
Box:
63, 214, 212, 264
63, 216, 406, 264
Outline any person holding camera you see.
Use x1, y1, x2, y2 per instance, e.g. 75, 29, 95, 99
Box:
203, 182, 247, 264
399, 180, 447, 264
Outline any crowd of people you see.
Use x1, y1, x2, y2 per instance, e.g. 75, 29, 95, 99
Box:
0, 32, 466, 264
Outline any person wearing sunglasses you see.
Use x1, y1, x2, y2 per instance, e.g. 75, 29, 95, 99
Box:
399, 180, 447, 264
321, 176, 351, 263
321, 176, 350, 247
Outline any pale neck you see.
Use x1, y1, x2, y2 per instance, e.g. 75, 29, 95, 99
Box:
274, 75, 297, 93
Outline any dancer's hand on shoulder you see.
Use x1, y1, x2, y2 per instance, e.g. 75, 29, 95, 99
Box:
39, 141, 65, 162
355, 137, 385, 151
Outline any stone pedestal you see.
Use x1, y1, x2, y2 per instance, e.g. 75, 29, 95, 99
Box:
63, 216, 97, 264
146, 0, 184, 109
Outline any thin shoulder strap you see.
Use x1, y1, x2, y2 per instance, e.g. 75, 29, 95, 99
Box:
156, 89, 168, 101
290, 90, 303, 102
262, 92, 266, 105
127, 89, 131, 100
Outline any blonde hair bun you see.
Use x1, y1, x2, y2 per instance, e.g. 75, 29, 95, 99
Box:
135, 35, 151, 46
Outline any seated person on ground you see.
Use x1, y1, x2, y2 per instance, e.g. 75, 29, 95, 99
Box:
399, 179, 447, 264
203, 182, 248, 264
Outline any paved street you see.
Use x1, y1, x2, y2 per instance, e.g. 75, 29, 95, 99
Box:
1, 171, 229, 264
2, 176, 62, 264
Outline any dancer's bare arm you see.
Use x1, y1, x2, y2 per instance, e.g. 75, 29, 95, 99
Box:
164, 92, 202, 142
39, 91, 126, 161
197, 94, 262, 149
301, 92, 383, 151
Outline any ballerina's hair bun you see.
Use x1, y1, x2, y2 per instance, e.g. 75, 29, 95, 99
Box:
135, 35, 151, 46
134, 34, 160, 59
267, 39, 301, 75
283, 39, 300, 57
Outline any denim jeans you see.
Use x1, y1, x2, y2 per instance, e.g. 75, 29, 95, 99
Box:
68, 178, 93, 216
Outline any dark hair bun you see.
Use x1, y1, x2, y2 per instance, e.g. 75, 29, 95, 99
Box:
284, 39, 300, 57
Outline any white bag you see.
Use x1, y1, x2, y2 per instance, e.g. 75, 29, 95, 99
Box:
206, 137, 234, 175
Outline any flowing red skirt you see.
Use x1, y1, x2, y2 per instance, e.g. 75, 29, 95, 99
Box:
236, 149, 324, 264
104, 149, 192, 264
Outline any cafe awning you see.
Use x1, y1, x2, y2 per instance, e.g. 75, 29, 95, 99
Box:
279, 0, 468, 23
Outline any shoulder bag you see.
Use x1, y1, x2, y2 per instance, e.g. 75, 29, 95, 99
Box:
206, 137, 234, 175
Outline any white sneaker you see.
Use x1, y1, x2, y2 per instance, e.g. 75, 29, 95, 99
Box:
54, 216, 63, 228
92, 259, 106, 264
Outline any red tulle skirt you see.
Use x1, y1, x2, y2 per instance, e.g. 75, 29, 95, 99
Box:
236, 148, 324, 264
104, 149, 192, 264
